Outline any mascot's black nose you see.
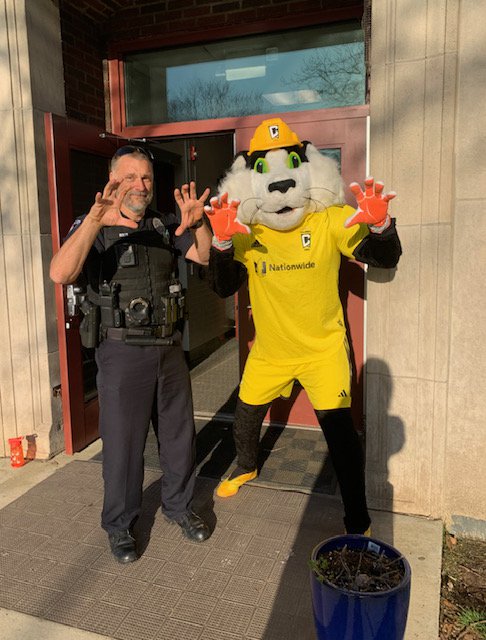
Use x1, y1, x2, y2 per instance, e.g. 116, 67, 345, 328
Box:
268, 179, 296, 194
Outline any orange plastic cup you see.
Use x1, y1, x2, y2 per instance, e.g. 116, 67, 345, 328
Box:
8, 437, 25, 468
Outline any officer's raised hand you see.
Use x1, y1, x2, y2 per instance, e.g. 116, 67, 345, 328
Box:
87, 179, 138, 229
174, 181, 210, 236
50, 179, 137, 284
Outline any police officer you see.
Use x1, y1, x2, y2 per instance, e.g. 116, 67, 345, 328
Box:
50, 146, 213, 562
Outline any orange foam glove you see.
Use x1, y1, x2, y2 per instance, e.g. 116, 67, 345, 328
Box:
344, 177, 396, 232
205, 193, 250, 249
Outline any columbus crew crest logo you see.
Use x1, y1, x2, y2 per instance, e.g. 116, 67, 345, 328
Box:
301, 232, 311, 250
269, 124, 279, 139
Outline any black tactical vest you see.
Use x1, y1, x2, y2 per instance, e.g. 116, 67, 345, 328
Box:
94, 219, 176, 329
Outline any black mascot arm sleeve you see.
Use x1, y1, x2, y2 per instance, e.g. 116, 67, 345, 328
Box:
208, 246, 248, 298
352, 218, 402, 268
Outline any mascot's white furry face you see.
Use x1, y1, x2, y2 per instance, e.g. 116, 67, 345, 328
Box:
219, 142, 345, 231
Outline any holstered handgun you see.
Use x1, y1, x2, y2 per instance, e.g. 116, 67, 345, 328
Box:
66, 282, 101, 348
79, 300, 100, 349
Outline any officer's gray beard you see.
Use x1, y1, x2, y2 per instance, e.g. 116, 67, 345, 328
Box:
125, 192, 153, 215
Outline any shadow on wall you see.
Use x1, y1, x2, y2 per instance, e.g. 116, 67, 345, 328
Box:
364, 357, 406, 539
258, 356, 406, 639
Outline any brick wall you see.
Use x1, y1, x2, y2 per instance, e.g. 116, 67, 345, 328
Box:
59, 3, 107, 126
106, 0, 361, 44
59, 0, 362, 126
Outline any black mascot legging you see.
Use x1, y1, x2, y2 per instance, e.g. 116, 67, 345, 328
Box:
232, 398, 371, 534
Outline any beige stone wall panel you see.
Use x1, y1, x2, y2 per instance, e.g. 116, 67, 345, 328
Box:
442, 0, 486, 524
368, 0, 465, 524
10, 351, 35, 435
25, 0, 65, 114
366, 373, 416, 512
2, 110, 23, 235
391, 60, 426, 226
425, 0, 449, 58
434, 224, 452, 380
365, 269, 392, 370
369, 0, 393, 65
367, 373, 436, 516
394, 1, 427, 62
413, 378, 436, 513
445, 202, 486, 520
429, 381, 448, 517
4, 234, 30, 352
422, 56, 446, 225
444, 408, 486, 521
444, 0, 460, 54
0, 0, 65, 458
383, 226, 420, 377
438, 52, 457, 225
455, 2, 486, 197
417, 225, 441, 382
0, 1, 31, 112
0, 235, 16, 457
369, 62, 394, 183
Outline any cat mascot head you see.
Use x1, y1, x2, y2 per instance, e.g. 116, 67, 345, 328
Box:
218, 118, 345, 231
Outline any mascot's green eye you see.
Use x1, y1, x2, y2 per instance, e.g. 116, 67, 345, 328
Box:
287, 152, 302, 169
253, 158, 269, 174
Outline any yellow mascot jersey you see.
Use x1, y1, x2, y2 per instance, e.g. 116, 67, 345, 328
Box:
232, 205, 369, 365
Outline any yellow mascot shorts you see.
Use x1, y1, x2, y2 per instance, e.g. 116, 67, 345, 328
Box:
239, 343, 352, 410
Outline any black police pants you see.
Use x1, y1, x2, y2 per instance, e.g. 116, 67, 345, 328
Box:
96, 339, 196, 533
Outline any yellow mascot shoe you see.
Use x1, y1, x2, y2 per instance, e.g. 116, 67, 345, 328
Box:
216, 470, 257, 498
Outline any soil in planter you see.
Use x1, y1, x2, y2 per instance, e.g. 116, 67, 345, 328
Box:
310, 544, 406, 593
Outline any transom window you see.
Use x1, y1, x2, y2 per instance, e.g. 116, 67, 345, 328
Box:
124, 22, 365, 126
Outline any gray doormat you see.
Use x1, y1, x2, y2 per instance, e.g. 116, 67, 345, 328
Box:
142, 418, 338, 496
91, 336, 338, 495
190, 339, 240, 420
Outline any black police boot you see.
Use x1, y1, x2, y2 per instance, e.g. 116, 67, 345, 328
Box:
108, 530, 138, 563
165, 510, 210, 543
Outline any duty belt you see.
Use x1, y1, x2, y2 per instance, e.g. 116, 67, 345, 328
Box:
104, 327, 179, 346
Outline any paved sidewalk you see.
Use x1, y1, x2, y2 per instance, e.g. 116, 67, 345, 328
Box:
0, 440, 441, 640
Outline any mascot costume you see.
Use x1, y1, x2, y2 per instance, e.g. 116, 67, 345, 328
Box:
206, 118, 401, 534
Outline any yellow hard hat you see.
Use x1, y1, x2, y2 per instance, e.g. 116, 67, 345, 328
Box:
248, 118, 303, 155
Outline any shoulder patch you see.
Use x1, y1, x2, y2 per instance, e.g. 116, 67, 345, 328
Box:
68, 218, 82, 234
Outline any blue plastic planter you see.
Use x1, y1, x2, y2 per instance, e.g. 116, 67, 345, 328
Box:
310, 534, 411, 640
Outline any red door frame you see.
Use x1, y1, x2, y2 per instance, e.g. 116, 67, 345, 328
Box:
45, 113, 120, 453
106, 105, 368, 430
107, 43, 370, 428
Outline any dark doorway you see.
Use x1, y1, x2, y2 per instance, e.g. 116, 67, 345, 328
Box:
147, 134, 236, 368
